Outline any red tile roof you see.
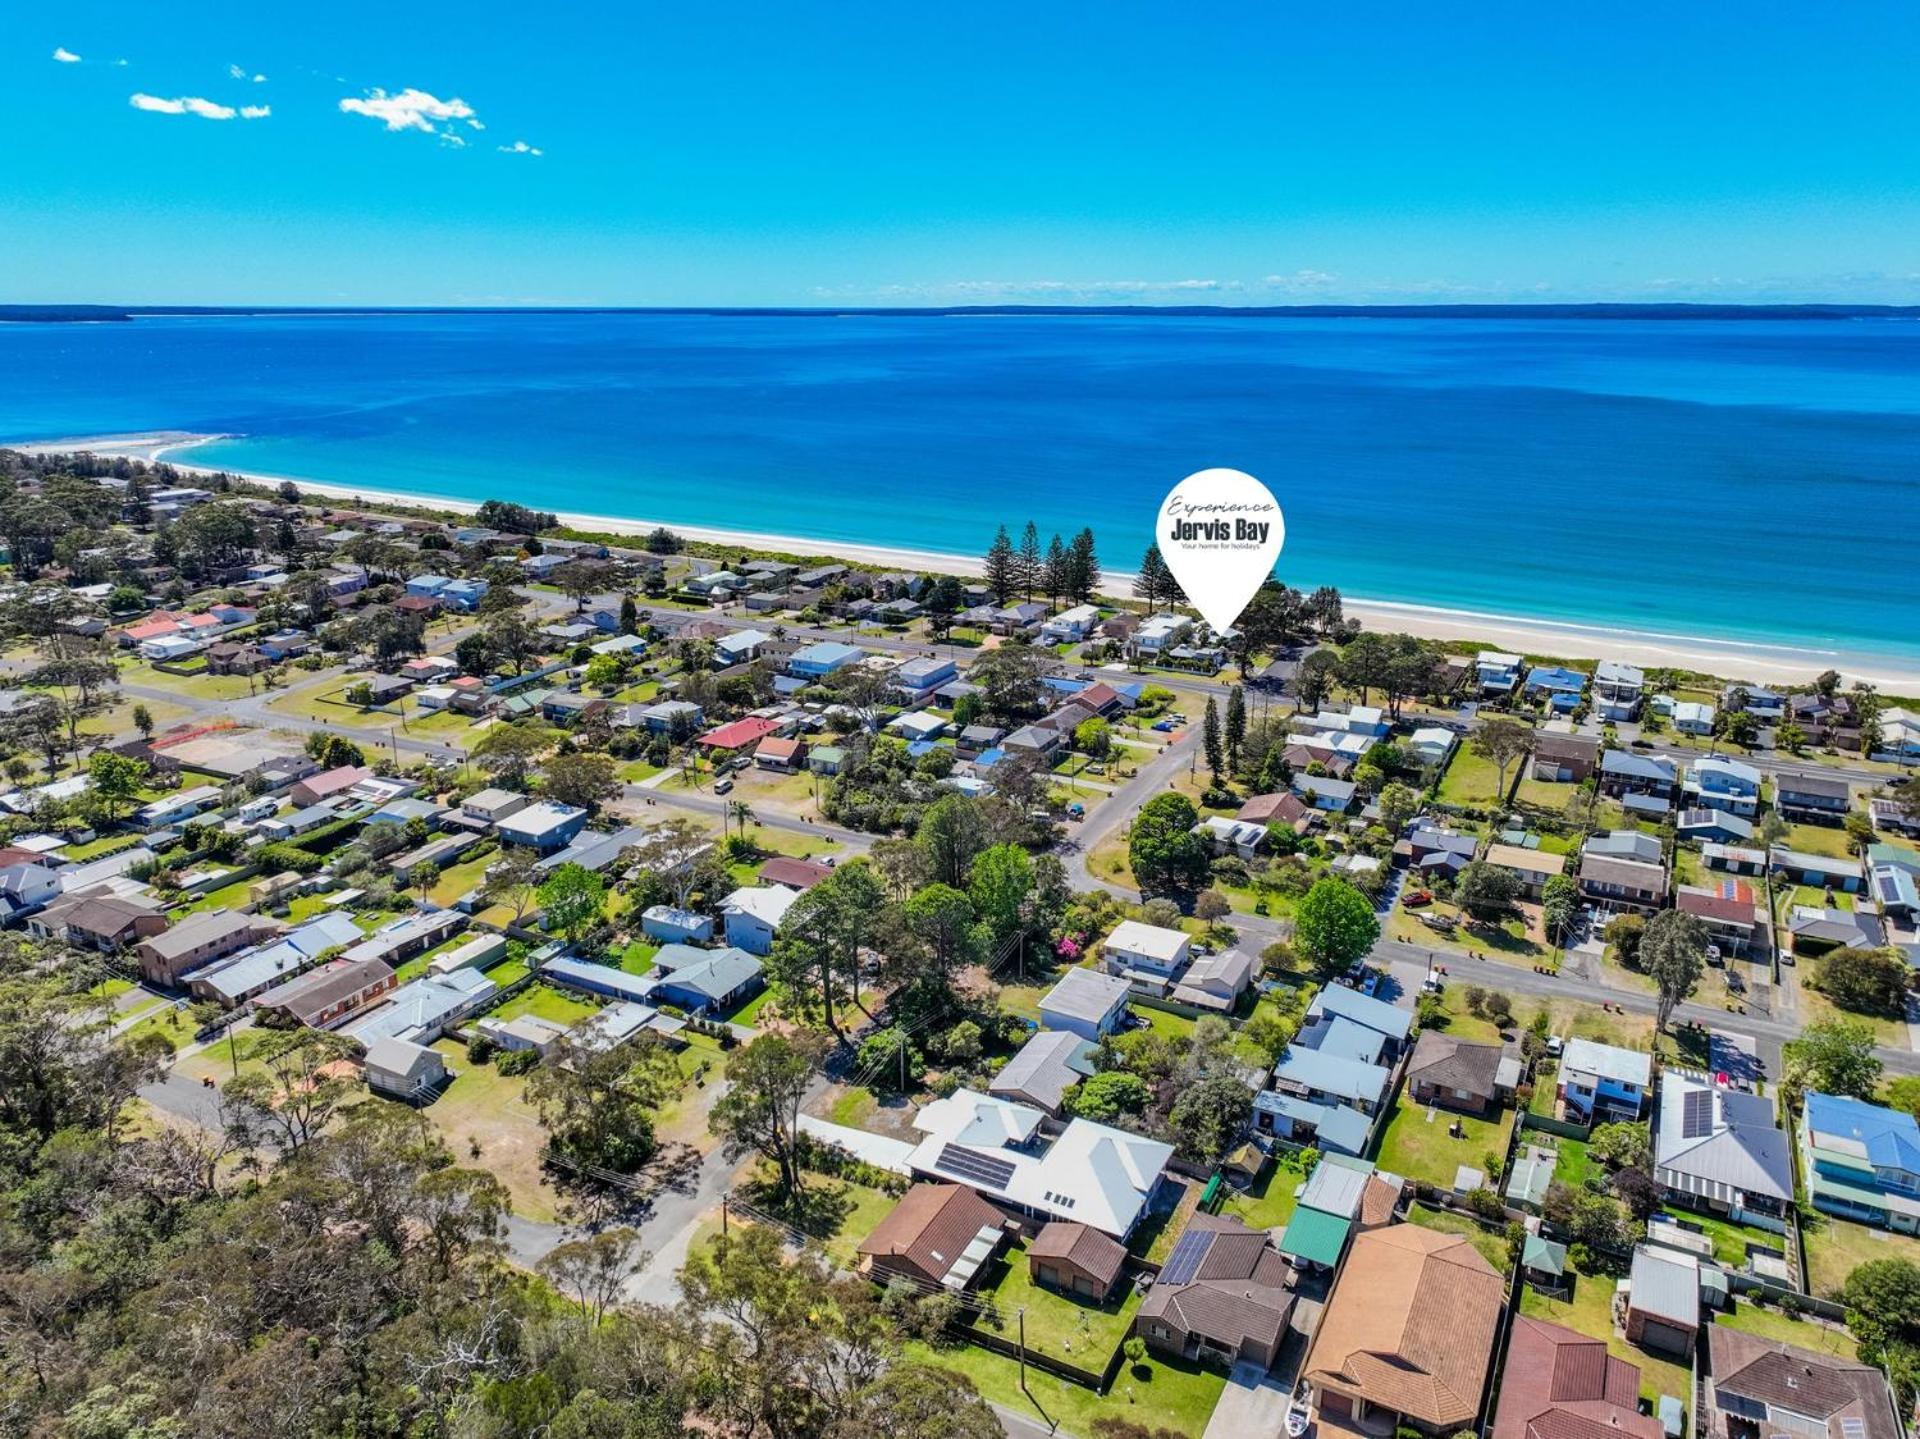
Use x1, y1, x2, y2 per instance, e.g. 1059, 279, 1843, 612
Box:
699, 716, 781, 750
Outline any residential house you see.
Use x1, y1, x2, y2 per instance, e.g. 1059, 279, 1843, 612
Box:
35, 889, 167, 952
1678, 807, 1756, 846
1703, 841, 1767, 876
1304, 1226, 1504, 1434
1874, 707, 1920, 762
1655, 1070, 1794, 1222
1237, 790, 1315, 832
1484, 843, 1566, 898
252, 956, 397, 1029
855, 1182, 1008, 1293
1557, 1037, 1653, 1122
1038, 966, 1133, 1040
1722, 685, 1786, 722
1800, 1092, 1920, 1233
1531, 732, 1601, 783
1599, 749, 1679, 805
1133, 614, 1191, 652
1099, 920, 1191, 983
698, 715, 783, 755
1302, 984, 1416, 1061
1703, 1327, 1904, 1439
638, 699, 704, 734
1405, 1031, 1507, 1116
138, 784, 224, 827
1402, 822, 1478, 879
1525, 665, 1589, 709
1029, 1221, 1129, 1302
345, 968, 498, 1047
1192, 815, 1267, 859
1672, 701, 1717, 736
989, 1030, 1099, 1115
1276, 1154, 1403, 1271
1291, 773, 1357, 812
757, 855, 834, 890
903, 1088, 1174, 1239
1788, 906, 1870, 956
646, 944, 763, 1015
497, 801, 590, 854
713, 628, 771, 666
1676, 881, 1765, 956
1039, 604, 1102, 643
136, 909, 285, 986
1406, 726, 1457, 767
1135, 1213, 1296, 1371
1505, 1145, 1558, 1212
788, 641, 865, 679
291, 765, 374, 807
1592, 661, 1647, 722
363, 1035, 448, 1099
720, 884, 799, 956
1777, 772, 1852, 824
1476, 650, 1523, 693
1169, 949, 1255, 1012
1685, 756, 1763, 818
1578, 850, 1668, 912
1492, 1317, 1662, 1439
1624, 1245, 1701, 1359
1770, 846, 1863, 892
461, 788, 529, 827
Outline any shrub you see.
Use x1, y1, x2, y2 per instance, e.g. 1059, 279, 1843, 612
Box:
496, 1047, 540, 1076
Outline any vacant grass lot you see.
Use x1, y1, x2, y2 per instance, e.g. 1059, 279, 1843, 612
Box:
1803, 1212, 1920, 1299
899, 1339, 1226, 1439
1375, 1098, 1515, 1191
1437, 746, 1513, 807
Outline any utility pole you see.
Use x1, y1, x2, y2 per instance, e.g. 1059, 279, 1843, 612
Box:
721, 1192, 729, 1237
1018, 1307, 1029, 1397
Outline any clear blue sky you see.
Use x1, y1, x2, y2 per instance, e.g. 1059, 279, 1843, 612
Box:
9, 2, 1920, 306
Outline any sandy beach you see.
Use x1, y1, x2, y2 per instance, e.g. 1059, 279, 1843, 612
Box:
18, 430, 1919, 689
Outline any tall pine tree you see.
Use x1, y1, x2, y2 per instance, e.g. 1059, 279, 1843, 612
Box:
1067, 528, 1100, 603
1042, 533, 1070, 607
1225, 684, 1246, 774
1202, 695, 1224, 783
1018, 521, 1041, 602
984, 525, 1017, 604
1135, 542, 1166, 613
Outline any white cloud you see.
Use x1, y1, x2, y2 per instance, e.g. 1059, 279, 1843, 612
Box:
1261, 269, 1339, 292
129, 93, 268, 121
498, 139, 543, 156
229, 64, 268, 82
112, 58, 128, 67
53, 46, 81, 63
338, 86, 484, 144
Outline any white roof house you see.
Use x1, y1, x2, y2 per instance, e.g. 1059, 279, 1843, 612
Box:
906, 1088, 1174, 1238
1038, 966, 1134, 1039
1559, 1038, 1653, 1089
1100, 920, 1191, 975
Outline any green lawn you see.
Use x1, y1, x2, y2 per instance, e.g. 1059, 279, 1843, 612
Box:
1437, 746, 1513, 807
170, 878, 256, 917
725, 986, 778, 1029
965, 1240, 1142, 1366
490, 983, 602, 1026
1375, 1099, 1516, 1191
427, 853, 498, 907
419, 1038, 560, 1222
1655, 1207, 1788, 1269
815, 1180, 900, 1270
619, 940, 659, 974
899, 1339, 1227, 1439
1714, 1304, 1857, 1360
1404, 1203, 1510, 1270
1543, 1135, 1596, 1189
482, 958, 530, 988
1803, 1213, 1920, 1299
1781, 823, 1857, 860
1219, 1156, 1304, 1231
1522, 1270, 1693, 1417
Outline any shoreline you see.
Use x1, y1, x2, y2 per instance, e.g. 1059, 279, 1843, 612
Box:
17, 429, 1920, 689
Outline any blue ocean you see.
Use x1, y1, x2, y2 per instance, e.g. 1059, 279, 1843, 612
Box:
1, 311, 1916, 664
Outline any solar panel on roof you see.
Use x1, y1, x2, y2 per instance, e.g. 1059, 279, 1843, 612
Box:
1158, 1227, 1212, 1286
1680, 1087, 1715, 1139
1841, 1420, 1867, 1439
935, 1142, 1016, 1190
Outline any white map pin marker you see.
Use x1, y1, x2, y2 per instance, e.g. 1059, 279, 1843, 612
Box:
1157, 468, 1286, 633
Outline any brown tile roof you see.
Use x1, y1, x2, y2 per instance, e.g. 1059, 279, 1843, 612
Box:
1676, 884, 1761, 928
1485, 843, 1567, 878
1708, 1326, 1902, 1439
857, 1183, 1006, 1287
1305, 1225, 1504, 1428
1535, 733, 1601, 763
1028, 1220, 1127, 1290
1407, 1031, 1506, 1100
757, 856, 835, 890
254, 956, 394, 1023
1357, 1174, 1405, 1229
1137, 1213, 1295, 1357
1492, 1317, 1662, 1439
1238, 792, 1314, 828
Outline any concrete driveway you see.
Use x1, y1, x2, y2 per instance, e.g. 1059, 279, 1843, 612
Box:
1201, 1360, 1294, 1439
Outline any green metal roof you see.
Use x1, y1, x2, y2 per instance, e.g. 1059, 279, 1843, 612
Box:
1522, 1234, 1568, 1275
1277, 1206, 1352, 1267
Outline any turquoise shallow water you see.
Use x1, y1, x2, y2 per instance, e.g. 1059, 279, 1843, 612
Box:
1, 310, 1916, 662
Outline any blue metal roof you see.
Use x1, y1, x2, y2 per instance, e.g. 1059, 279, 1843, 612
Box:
1807, 1092, 1920, 1173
